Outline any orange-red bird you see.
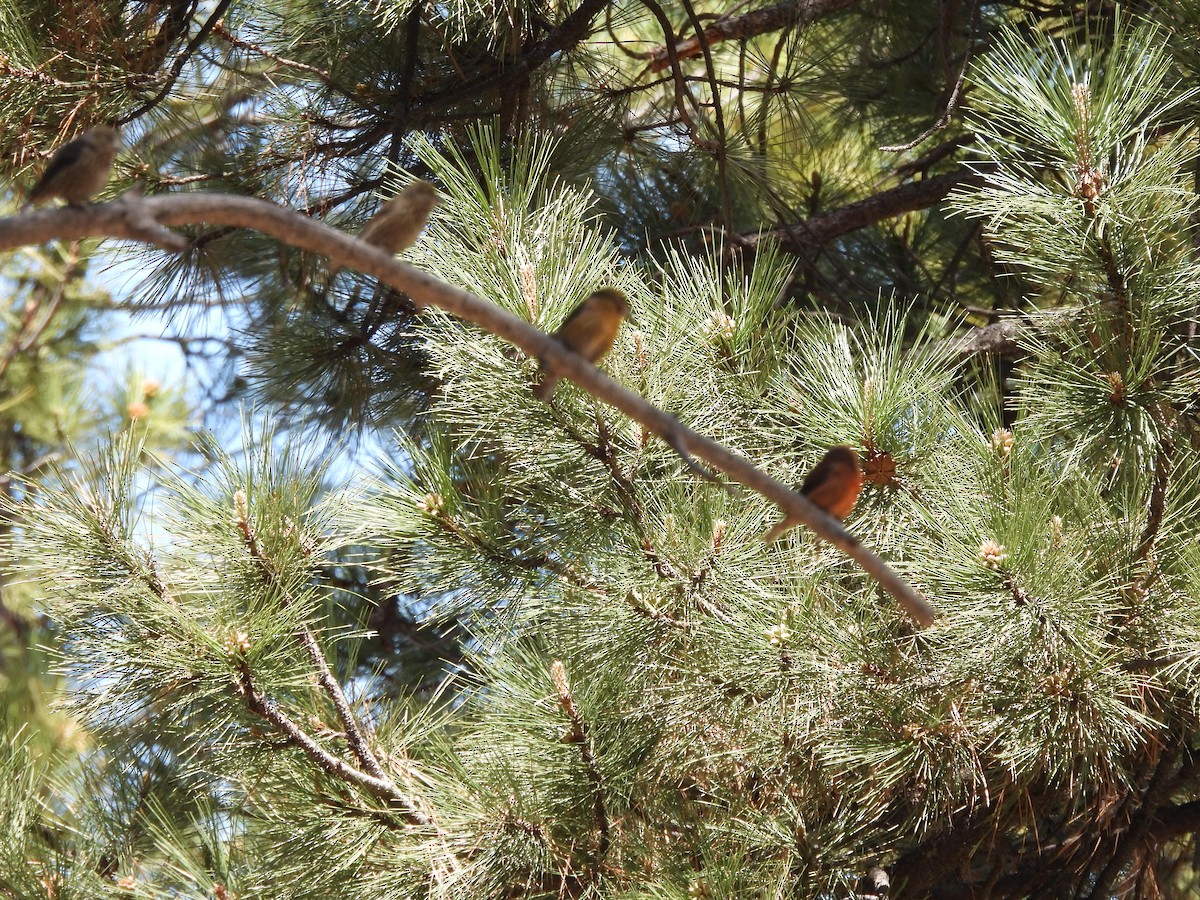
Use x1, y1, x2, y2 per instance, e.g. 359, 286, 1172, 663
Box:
763, 445, 862, 541
533, 287, 630, 401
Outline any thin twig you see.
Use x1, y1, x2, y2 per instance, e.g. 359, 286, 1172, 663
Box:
551, 660, 610, 867
676, 0, 733, 231
234, 491, 389, 782
880, 0, 978, 152
121, 0, 237, 123
211, 22, 345, 89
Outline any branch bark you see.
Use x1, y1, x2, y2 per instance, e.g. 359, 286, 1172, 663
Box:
236, 662, 433, 825
744, 168, 976, 254
0, 192, 938, 627
235, 493, 389, 782
647, 0, 861, 72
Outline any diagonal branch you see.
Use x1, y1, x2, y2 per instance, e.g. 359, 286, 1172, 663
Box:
0, 192, 938, 626
647, 0, 861, 72
421, 0, 610, 111
234, 491, 388, 782
235, 662, 432, 825
121, 0, 237, 123
743, 168, 977, 254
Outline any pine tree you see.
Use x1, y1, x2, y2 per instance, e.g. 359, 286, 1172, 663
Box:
4, 2, 1200, 898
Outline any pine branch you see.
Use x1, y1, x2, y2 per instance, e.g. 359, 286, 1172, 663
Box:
233, 489, 389, 783
234, 661, 433, 826
121, 0, 237, 123
551, 661, 610, 868
0, 192, 938, 627
422, 0, 611, 111
211, 22, 345, 90
1082, 744, 1183, 900
742, 168, 977, 255
431, 511, 602, 592
1134, 429, 1173, 563
646, 0, 861, 72
879, 0, 978, 153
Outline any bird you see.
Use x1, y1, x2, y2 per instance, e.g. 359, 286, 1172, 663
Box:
332, 179, 440, 276
533, 287, 630, 401
763, 445, 862, 541
25, 126, 121, 208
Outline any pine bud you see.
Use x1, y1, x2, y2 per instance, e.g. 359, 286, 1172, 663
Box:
766, 611, 791, 647
233, 489, 249, 525
224, 628, 252, 656
978, 538, 1008, 570
711, 519, 727, 551
991, 428, 1014, 458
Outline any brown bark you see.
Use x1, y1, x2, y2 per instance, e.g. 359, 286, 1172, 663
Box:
647, 0, 861, 71
744, 168, 976, 254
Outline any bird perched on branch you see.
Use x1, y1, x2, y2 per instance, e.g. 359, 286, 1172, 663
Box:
763, 445, 862, 541
25, 126, 121, 208
533, 287, 630, 401
333, 180, 440, 276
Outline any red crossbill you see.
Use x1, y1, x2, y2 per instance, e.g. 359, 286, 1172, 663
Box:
763, 445, 862, 541
533, 287, 630, 401
25, 126, 121, 208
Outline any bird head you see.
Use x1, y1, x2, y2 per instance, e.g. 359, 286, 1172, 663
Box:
91, 126, 122, 152
594, 287, 631, 320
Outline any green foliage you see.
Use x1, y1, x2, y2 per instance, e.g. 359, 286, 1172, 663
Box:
7, 3, 1200, 899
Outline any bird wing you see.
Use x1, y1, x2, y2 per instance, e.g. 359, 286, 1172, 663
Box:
31, 140, 88, 193
552, 299, 591, 339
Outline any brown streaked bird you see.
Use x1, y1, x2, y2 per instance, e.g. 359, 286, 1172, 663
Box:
763, 445, 862, 541
25, 126, 121, 208
329, 180, 440, 278
533, 287, 630, 401
357, 180, 440, 255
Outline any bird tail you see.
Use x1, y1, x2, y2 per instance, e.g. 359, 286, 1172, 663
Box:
761, 517, 797, 543
532, 371, 558, 402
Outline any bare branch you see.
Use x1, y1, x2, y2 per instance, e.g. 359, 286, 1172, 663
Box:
880, 0, 978, 153
743, 168, 976, 254
0, 192, 939, 627
647, 0, 860, 72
